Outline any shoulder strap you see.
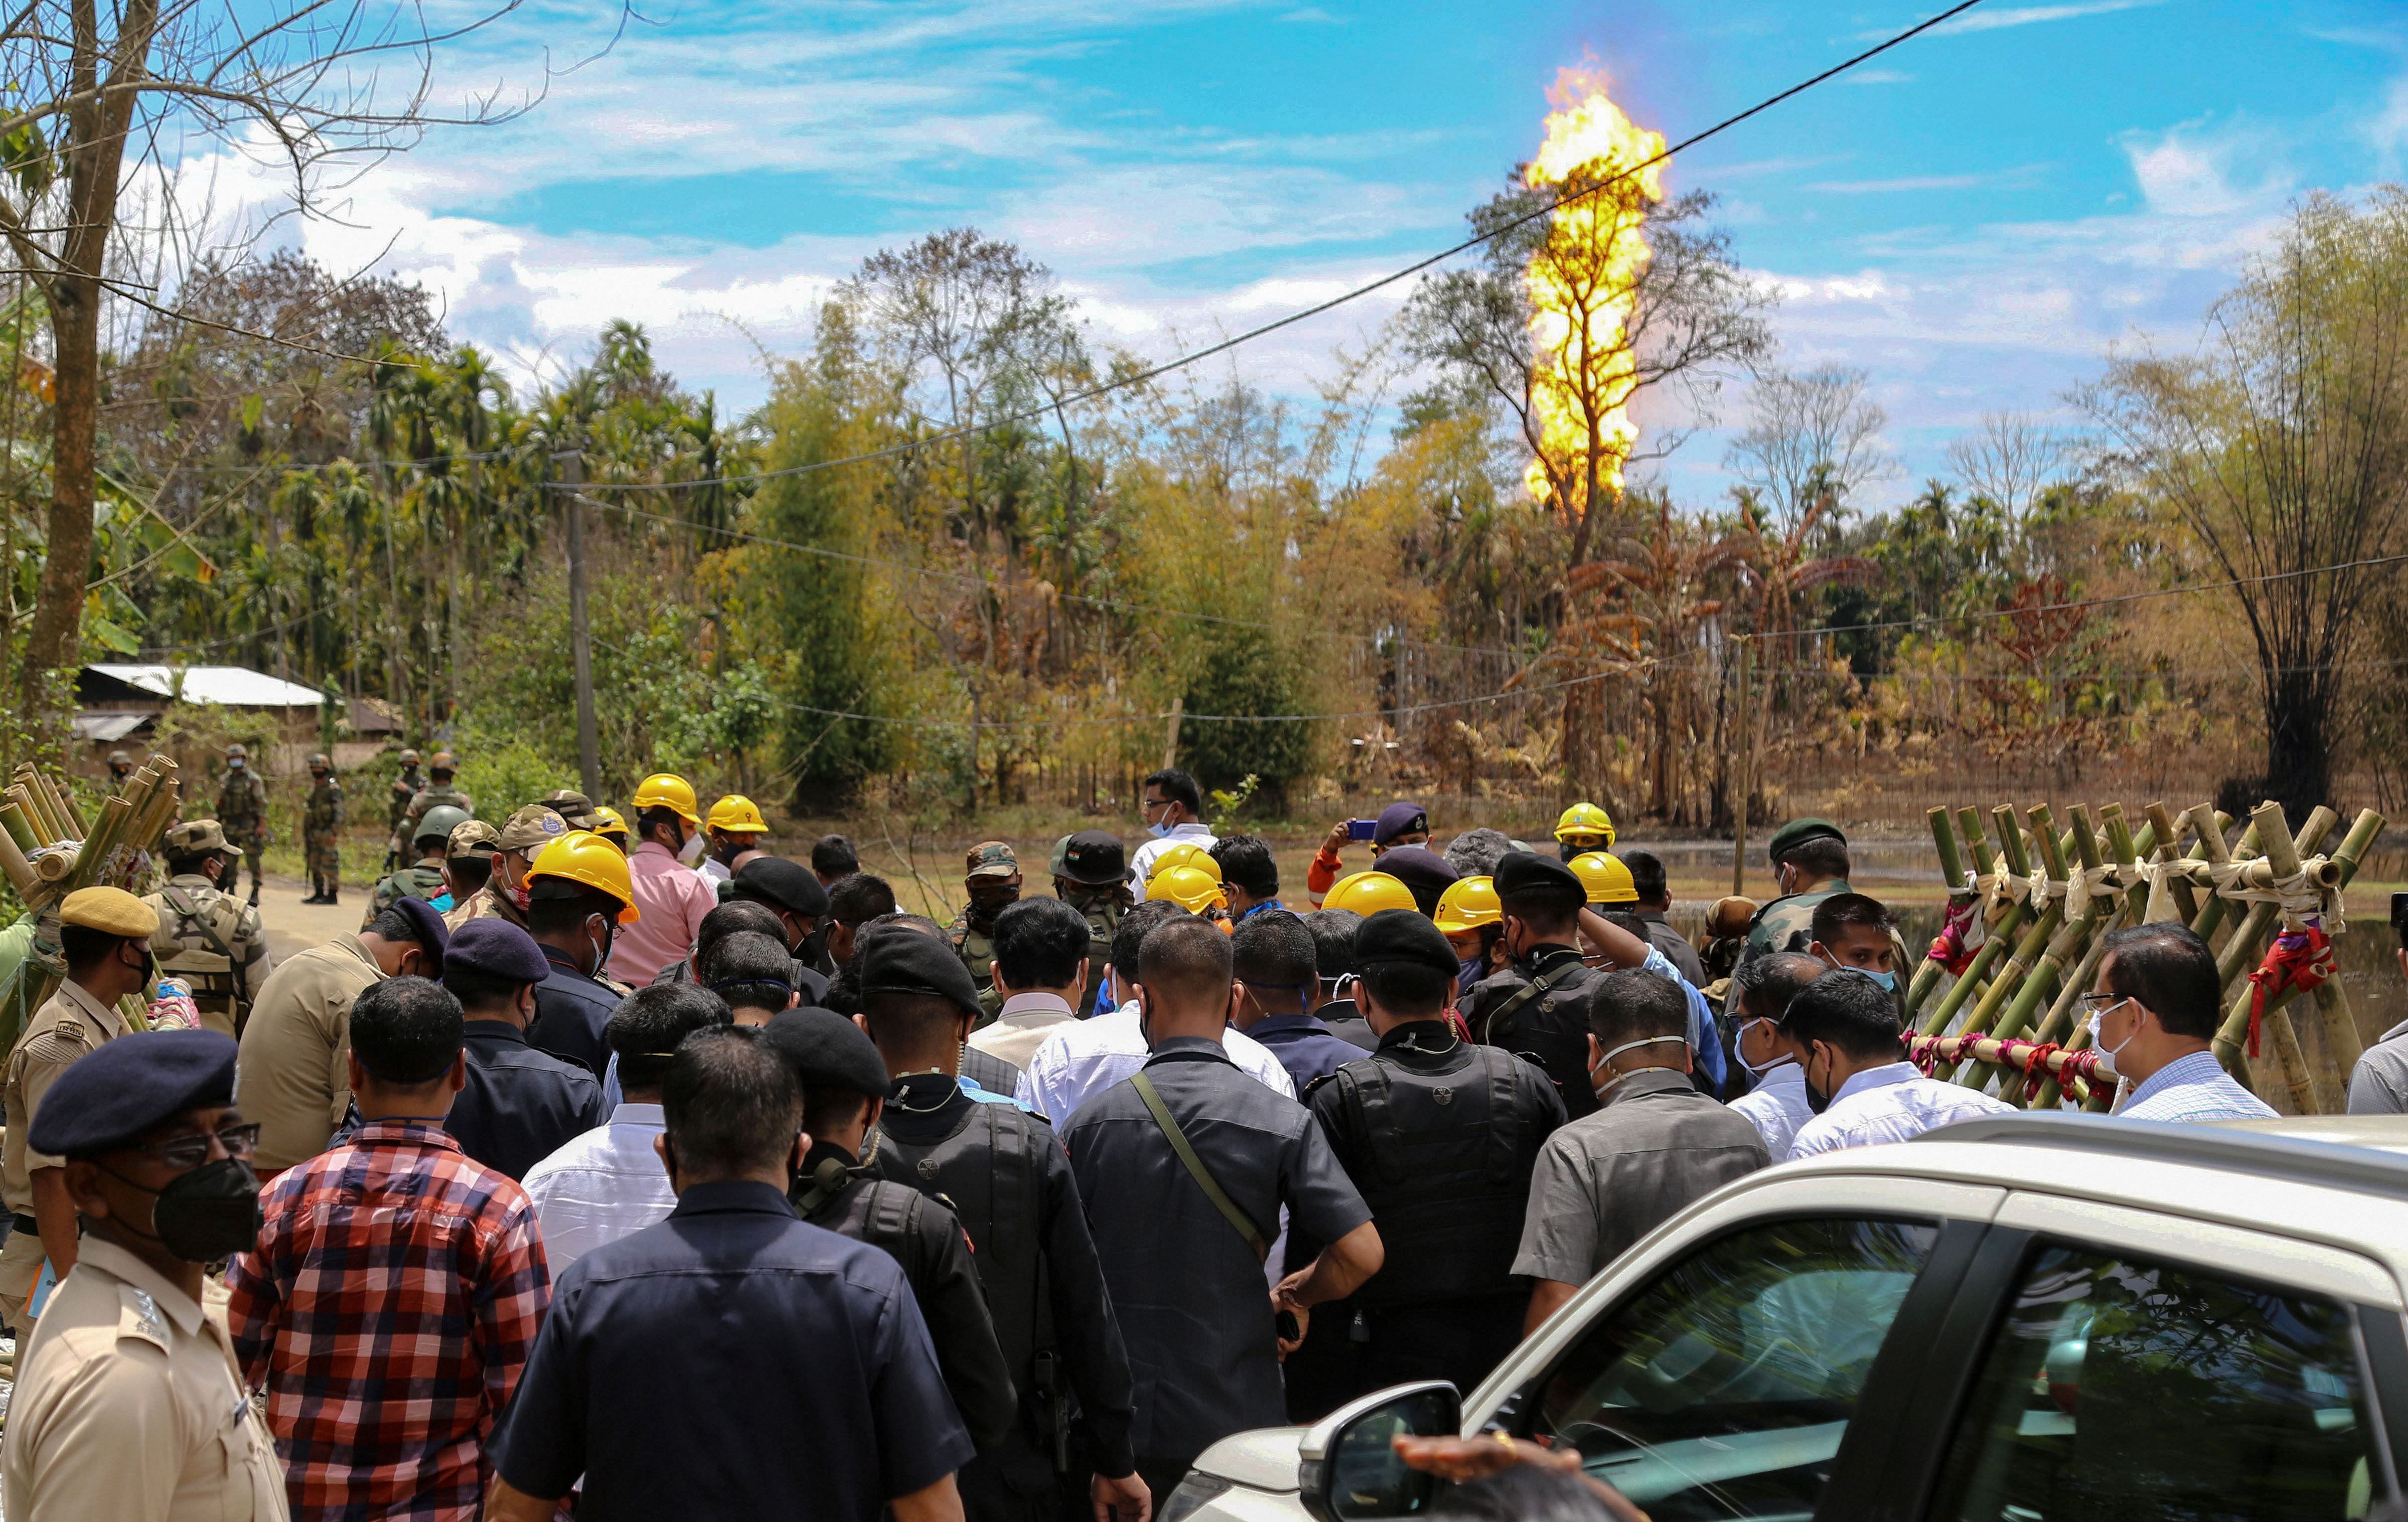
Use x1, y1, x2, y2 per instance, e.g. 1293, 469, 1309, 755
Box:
1486, 956, 1583, 1036
1130, 1072, 1268, 1262
163, 886, 246, 1001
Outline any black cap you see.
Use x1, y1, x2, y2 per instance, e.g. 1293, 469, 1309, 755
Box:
2392, 892, 2408, 931
1352, 908, 1462, 979
30, 1029, 238, 1158
860, 930, 983, 1022
1375, 845, 1459, 916
387, 896, 449, 973
1494, 849, 1583, 902
732, 856, 829, 918
1767, 817, 1846, 866
1055, 830, 1127, 887
762, 1008, 891, 1098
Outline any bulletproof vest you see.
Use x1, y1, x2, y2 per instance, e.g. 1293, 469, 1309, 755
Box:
1480, 954, 1605, 1119
1327, 1046, 1541, 1308
146, 884, 248, 1010
802, 1174, 938, 1296
1060, 889, 1122, 1018
876, 1101, 1056, 1417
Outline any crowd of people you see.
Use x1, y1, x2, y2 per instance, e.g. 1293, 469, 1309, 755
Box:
1, 754, 2370, 1522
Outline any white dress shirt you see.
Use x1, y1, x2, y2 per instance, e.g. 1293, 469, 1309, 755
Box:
969, 991, 1079, 1073
1014, 1007, 1294, 1127
1729, 1059, 1816, 1161
518, 1102, 677, 1268
1128, 823, 1217, 901
1785, 1061, 2014, 1161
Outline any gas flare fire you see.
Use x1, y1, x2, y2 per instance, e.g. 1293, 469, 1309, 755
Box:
1523, 66, 1666, 516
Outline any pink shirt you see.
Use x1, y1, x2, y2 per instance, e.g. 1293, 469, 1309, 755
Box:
607, 840, 717, 987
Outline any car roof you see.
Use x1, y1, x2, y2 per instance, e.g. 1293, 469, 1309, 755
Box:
1763, 1111, 2408, 1285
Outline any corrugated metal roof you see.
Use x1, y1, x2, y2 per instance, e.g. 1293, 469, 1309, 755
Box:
85, 665, 327, 708
71, 711, 154, 741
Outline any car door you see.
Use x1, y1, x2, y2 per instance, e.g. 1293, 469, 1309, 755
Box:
1475, 1176, 2007, 1522
1896, 1192, 2408, 1522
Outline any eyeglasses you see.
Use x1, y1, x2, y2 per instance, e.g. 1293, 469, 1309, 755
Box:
2078, 992, 2132, 1014
129, 1122, 259, 1170
1140, 797, 1172, 814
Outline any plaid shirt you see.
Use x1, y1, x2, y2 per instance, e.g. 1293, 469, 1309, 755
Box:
226, 1119, 550, 1521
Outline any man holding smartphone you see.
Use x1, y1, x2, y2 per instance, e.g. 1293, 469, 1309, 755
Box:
1305, 801, 1431, 907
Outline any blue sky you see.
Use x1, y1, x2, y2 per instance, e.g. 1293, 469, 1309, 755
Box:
251, 0, 2408, 510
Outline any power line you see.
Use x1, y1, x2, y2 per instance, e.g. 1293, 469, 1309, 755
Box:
559, 0, 1991, 498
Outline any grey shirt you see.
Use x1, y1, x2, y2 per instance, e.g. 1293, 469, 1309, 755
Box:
1063, 1036, 1372, 1467
1512, 1067, 1769, 1284
1639, 910, 1709, 989
2348, 1020, 2408, 1114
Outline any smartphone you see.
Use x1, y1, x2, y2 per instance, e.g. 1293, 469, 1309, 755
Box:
1346, 819, 1378, 842
1275, 1309, 1302, 1342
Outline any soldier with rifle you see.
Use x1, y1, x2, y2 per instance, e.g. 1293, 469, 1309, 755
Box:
215, 744, 268, 907
388, 748, 423, 835
387, 750, 472, 871
302, 752, 344, 905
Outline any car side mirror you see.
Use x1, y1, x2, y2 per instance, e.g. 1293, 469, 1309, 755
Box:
1298, 1381, 1462, 1522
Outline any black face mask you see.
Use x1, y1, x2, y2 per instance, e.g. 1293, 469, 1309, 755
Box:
1803, 1050, 1834, 1115
797, 922, 830, 966
105, 1158, 263, 1263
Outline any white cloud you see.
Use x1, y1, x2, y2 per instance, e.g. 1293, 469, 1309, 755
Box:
1844, 69, 1916, 85
1927, 0, 2166, 35
2121, 118, 2289, 217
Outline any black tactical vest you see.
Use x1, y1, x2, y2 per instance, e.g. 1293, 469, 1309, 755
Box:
1476, 953, 1604, 1119
1325, 1045, 1544, 1308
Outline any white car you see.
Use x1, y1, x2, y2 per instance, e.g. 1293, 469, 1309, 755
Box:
1164, 1111, 2408, 1522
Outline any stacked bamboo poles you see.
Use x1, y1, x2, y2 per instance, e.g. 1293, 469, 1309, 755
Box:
1901, 796, 2381, 1116
0, 758, 184, 1043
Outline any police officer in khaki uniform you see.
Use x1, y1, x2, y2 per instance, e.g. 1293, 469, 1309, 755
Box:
2, 1029, 287, 1521
0, 887, 160, 1330
144, 820, 272, 1039
949, 841, 1022, 1021
454, 805, 566, 933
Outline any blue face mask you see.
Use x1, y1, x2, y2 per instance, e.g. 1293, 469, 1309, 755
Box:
1821, 951, 1896, 994
1147, 821, 1174, 840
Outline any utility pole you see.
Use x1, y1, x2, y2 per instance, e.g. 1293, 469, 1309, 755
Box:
563, 447, 600, 801
1732, 636, 1752, 895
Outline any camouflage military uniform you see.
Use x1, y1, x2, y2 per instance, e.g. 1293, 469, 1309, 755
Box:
365, 861, 448, 927
1736, 880, 1854, 972
144, 870, 271, 1039
950, 840, 1021, 1024
1058, 882, 1126, 1018
304, 767, 344, 897
388, 763, 424, 833
389, 782, 474, 858
215, 759, 268, 900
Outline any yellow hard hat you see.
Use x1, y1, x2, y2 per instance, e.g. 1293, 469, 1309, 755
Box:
588, 805, 630, 846
1555, 802, 1616, 846
630, 773, 701, 826
1149, 842, 1222, 882
1148, 863, 1227, 914
1569, 850, 1637, 905
706, 794, 770, 834
1324, 870, 1418, 918
1433, 875, 1502, 933
528, 829, 642, 923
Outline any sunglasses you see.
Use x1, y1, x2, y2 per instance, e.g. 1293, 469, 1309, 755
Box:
130, 1122, 260, 1171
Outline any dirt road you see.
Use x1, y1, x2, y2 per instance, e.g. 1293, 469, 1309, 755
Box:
255, 874, 372, 965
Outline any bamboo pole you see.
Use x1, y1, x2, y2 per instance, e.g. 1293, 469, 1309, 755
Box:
1960, 806, 2111, 1088
36, 771, 85, 840
2210, 808, 2385, 1092
1969, 808, 2151, 1094
9, 782, 62, 846
2209, 806, 2337, 991
1933, 805, 2072, 1079
1918, 805, 2038, 1039
0, 827, 38, 901
0, 799, 36, 854
2247, 801, 2362, 1083
1902, 807, 1971, 1025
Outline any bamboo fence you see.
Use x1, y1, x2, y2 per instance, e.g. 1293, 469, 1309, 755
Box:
0, 758, 184, 1043
1898, 796, 2382, 1114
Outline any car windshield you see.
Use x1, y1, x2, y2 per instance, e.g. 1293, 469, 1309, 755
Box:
1529, 1216, 1938, 1521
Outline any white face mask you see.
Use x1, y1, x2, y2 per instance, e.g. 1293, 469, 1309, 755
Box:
1588, 1034, 1688, 1098
2085, 1000, 2140, 1062
1736, 1017, 1794, 1078
677, 829, 706, 864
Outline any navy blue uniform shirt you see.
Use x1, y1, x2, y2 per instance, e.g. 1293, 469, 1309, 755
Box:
530, 944, 619, 1077
443, 1019, 608, 1180
492, 1179, 973, 1520
1246, 1011, 1368, 1095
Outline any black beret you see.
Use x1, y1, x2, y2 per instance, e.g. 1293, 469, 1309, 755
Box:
762, 1008, 891, 1098
1494, 849, 1583, 902
30, 1029, 238, 1158
732, 856, 829, 918
1375, 845, 1459, 915
1767, 817, 1846, 865
443, 919, 552, 984
387, 896, 449, 973
1353, 908, 1462, 979
860, 930, 983, 1022
2391, 891, 2408, 931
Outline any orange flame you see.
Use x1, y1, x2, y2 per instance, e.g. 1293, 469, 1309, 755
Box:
1523, 65, 1666, 515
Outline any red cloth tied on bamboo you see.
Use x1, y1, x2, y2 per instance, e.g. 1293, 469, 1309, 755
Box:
2244, 924, 2334, 1058
2015, 1041, 2062, 1102
1926, 896, 1982, 976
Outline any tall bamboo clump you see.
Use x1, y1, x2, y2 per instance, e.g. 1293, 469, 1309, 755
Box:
1899, 797, 2381, 1114
0, 758, 184, 1044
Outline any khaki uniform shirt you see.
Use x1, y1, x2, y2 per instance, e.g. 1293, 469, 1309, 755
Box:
236, 937, 384, 1171
444, 880, 527, 934
2, 1238, 288, 1522
144, 876, 272, 1036
3, 981, 127, 1213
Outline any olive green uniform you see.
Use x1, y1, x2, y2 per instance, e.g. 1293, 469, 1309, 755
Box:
1059, 884, 1125, 1018
948, 906, 1004, 1022
1735, 880, 1853, 972
214, 769, 268, 898
142, 874, 271, 1038
304, 774, 344, 894
365, 860, 447, 927
387, 764, 423, 833
388, 784, 473, 860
